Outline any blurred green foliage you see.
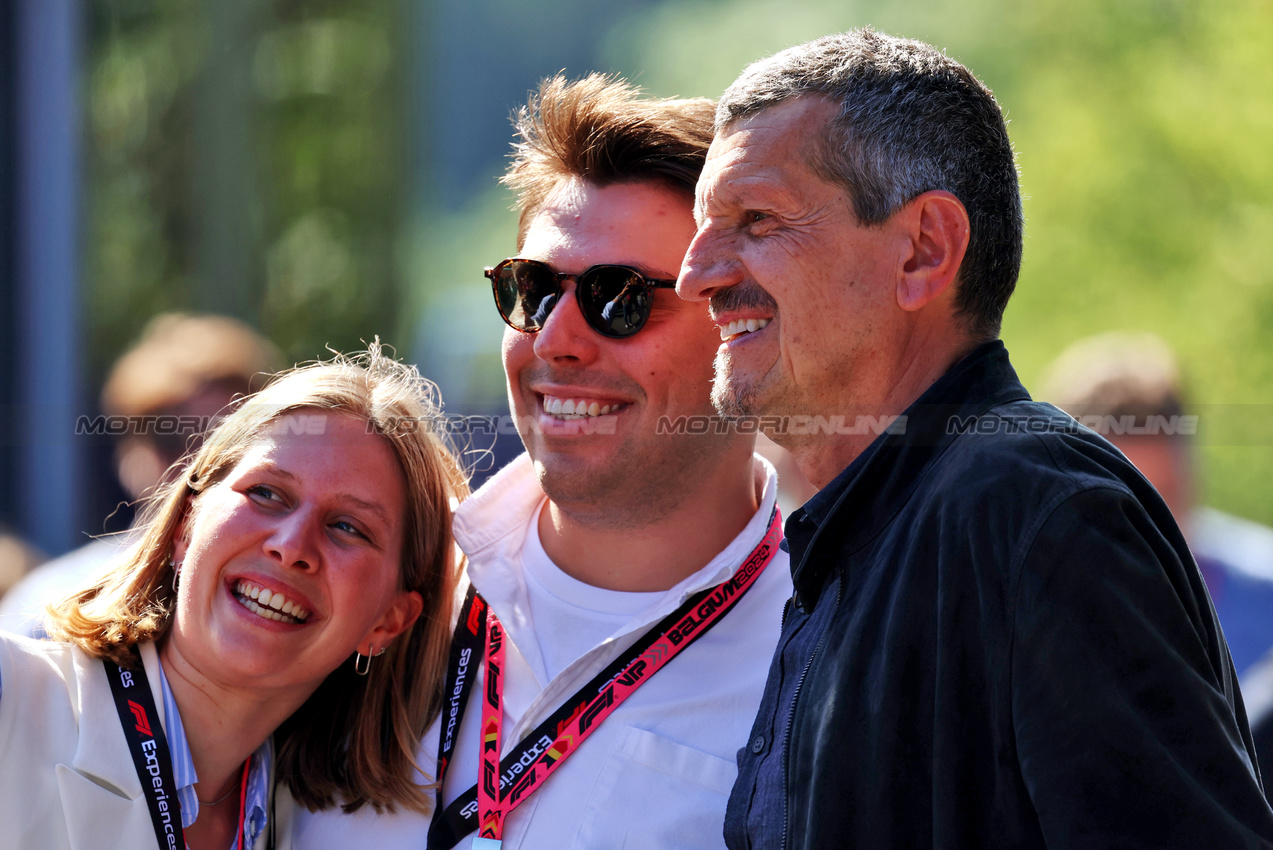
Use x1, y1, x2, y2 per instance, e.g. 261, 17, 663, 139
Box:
600, 0, 1273, 523
406, 185, 518, 410
601, 0, 1273, 523
85, 0, 408, 375
86, 0, 1273, 523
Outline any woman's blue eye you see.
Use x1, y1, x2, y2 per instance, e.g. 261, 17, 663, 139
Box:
333, 520, 367, 540
247, 485, 280, 501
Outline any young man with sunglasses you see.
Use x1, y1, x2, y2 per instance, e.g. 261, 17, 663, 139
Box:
295, 74, 791, 849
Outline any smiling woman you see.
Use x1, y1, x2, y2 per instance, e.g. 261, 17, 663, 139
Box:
0, 344, 469, 850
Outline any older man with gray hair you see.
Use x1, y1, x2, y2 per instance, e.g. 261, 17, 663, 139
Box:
680, 28, 1273, 849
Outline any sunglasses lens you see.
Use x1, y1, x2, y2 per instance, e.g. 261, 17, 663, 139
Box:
494, 261, 559, 332
578, 267, 653, 338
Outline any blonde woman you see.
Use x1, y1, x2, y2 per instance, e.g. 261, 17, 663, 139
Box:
0, 346, 467, 849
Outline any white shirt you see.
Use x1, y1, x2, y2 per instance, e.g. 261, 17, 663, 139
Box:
294, 452, 792, 850
521, 499, 666, 681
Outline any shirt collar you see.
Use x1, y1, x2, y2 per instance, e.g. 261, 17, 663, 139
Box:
157, 658, 273, 846
457, 452, 782, 645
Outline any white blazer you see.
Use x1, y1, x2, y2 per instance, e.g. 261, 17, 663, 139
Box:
0, 634, 294, 850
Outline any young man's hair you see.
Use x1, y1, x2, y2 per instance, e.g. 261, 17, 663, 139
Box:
504, 73, 715, 247
718, 28, 1023, 340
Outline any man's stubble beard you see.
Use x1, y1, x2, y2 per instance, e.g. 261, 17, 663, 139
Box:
712, 346, 764, 420
711, 346, 810, 457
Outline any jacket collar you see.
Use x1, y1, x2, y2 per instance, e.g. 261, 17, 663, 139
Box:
787, 341, 1031, 605
69, 641, 167, 799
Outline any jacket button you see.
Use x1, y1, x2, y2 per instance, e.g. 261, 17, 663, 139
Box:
750, 735, 766, 754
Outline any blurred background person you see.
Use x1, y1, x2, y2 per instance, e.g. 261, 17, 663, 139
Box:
1041, 331, 1273, 689
0, 526, 44, 606
0, 313, 282, 636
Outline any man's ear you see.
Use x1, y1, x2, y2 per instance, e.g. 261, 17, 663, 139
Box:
359, 590, 425, 656
895, 190, 971, 313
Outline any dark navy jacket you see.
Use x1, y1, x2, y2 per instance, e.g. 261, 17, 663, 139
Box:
725, 342, 1273, 849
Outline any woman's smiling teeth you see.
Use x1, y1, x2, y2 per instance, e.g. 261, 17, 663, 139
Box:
720, 318, 772, 341
542, 395, 619, 419
233, 580, 309, 624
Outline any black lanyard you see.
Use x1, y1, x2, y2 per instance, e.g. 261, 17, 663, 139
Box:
104, 647, 186, 850
427, 506, 782, 849
103, 647, 277, 850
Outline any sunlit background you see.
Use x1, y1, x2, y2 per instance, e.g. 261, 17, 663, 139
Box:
2, 0, 1271, 559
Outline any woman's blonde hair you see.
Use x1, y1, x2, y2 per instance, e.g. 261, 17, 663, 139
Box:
45, 343, 469, 815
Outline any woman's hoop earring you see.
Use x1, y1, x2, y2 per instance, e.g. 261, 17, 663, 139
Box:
353, 651, 372, 676
170, 560, 181, 594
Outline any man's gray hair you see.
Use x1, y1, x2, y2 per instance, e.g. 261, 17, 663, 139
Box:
718, 29, 1023, 340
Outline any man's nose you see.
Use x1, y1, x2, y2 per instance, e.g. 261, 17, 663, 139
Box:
678, 223, 740, 302
532, 280, 600, 364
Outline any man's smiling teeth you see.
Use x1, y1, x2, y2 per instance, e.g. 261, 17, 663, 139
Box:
542, 395, 618, 419
234, 580, 309, 624
720, 318, 772, 341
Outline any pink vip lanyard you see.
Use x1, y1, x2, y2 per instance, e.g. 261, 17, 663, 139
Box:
476, 614, 507, 844
433, 507, 783, 849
